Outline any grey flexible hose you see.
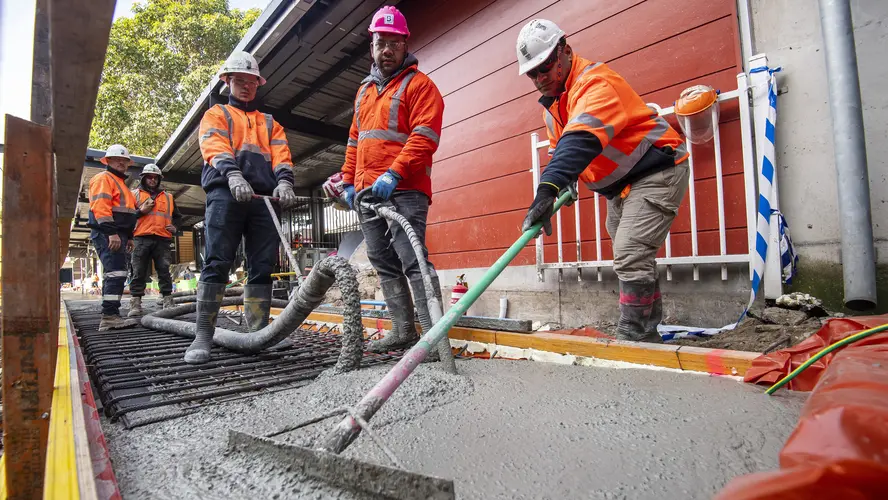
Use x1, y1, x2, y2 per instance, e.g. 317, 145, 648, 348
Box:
357, 191, 457, 374
141, 257, 364, 373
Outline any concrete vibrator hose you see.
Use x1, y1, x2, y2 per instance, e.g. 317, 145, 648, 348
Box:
141, 256, 364, 373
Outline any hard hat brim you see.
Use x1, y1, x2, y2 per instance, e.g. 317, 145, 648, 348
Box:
368, 26, 410, 38
518, 43, 558, 76
101, 156, 134, 166
220, 71, 267, 86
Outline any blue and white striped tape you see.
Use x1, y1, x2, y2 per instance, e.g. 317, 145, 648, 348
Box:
746, 66, 782, 312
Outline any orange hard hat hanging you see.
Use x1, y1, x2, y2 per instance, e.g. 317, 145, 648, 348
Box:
674, 85, 719, 145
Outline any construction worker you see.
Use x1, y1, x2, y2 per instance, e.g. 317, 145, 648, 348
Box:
187, 51, 297, 364
517, 20, 690, 343
127, 164, 183, 316
87, 145, 140, 331
338, 6, 445, 352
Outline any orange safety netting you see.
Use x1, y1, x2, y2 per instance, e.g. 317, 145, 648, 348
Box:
743, 315, 888, 391
716, 315, 888, 500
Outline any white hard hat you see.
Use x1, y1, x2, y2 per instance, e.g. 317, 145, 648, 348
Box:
101, 144, 133, 165
516, 19, 565, 76
218, 51, 266, 86
140, 163, 164, 178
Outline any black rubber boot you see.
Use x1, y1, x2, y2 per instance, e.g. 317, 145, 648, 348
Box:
412, 276, 440, 362
616, 280, 662, 343
243, 284, 273, 331
644, 280, 663, 338
368, 276, 418, 353
184, 282, 226, 364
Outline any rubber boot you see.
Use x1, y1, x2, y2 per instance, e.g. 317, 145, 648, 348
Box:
243, 284, 273, 331
98, 314, 137, 331
615, 280, 662, 343
643, 280, 663, 338
162, 295, 174, 310
411, 277, 439, 362
368, 276, 417, 353
127, 296, 143, 317
184, 282, 226, 364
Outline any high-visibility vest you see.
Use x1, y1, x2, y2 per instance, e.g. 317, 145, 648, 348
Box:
198, 102, 294, 195
133, 189, 175, 238
542, 56, 688, 196
341, 60, 444, 200
88, 170, 138, 234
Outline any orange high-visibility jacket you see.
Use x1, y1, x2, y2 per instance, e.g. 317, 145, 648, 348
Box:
541, 56, 688, 197
88, 169, 138, 235
133, 189, 181, 239
341, 56, 444, 200
199, 101, 294, 196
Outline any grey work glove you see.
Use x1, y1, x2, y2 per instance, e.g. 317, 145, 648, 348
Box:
273, 180, 298, 210
226, 171, 254, 203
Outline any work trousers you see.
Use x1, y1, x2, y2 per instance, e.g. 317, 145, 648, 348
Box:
130, 236, 173, 297
605, 160, 690, 283
202, 187, 279, 285
360, 190, 436, 282
90, 231, 130, 316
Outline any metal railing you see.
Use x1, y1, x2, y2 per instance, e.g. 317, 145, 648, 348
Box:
531, 72, 760, 283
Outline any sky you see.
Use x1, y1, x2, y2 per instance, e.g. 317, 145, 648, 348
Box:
0, 0, 268, 139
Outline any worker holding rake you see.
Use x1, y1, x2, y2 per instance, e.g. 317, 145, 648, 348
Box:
517, 19, 690, 343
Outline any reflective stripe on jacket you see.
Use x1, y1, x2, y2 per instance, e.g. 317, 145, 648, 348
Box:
133, 189, 175, 239
199, 101, 294, 195
341, 55, 444, 200
542, 56, 688, 194
88, 169, 138, 235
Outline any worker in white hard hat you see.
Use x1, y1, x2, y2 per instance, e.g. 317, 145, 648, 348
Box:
187, 50, 297, 364
516, 19, 690, 343
127, 164, 183, 317
335, 5, 446, 354
88, 145, 140, 331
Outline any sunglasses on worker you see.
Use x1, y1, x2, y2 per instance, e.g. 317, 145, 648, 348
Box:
526, 46, 561, 78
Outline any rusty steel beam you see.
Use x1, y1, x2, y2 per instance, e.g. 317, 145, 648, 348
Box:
1, 115, 59, 499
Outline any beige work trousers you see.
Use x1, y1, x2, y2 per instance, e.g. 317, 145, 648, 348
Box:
605, 160, 690, 284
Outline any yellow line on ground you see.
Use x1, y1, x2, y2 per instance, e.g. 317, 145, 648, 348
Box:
43, 306, 80, 500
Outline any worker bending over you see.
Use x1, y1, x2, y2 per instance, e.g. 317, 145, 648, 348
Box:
517, 20, 689, 343
339, 6, 445, 352
188, 51, 297, 364
128, 164, 183, 316
88, 145, 140, 331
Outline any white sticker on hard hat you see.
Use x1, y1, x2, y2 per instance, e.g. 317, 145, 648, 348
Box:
384, 13, 394, 24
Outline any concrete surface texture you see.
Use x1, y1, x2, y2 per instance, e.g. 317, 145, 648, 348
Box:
751, 0, 888, 264
103, 359, 805, 499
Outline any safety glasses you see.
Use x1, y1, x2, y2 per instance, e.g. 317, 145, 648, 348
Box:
526, 47, 560, 78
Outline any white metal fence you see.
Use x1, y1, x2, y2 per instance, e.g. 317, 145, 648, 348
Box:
531, 71, 768, 284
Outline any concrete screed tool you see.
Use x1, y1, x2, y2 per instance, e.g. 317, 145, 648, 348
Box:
227, 188, 576, 498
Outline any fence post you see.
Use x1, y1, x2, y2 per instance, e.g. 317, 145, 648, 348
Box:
749, 53, 784, 300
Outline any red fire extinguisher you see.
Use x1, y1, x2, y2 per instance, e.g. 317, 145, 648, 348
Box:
451, 274, 468, 312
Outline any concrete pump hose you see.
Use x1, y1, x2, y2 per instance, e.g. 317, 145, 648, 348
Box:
141, 256, 364, 373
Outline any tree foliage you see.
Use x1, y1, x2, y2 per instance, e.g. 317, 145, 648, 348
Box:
89, 0, 259, 156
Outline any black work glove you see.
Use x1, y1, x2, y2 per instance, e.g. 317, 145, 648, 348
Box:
522, 183, 559, 236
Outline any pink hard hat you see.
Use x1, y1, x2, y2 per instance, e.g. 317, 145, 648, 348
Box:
368, 5, 410, 38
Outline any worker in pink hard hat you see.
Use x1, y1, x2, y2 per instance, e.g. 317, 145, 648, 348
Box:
337, 5, 446, 354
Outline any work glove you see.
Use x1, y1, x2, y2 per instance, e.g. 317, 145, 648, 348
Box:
521, 184, 559, 236
165, 225, 177, 234
343, 184, 356, 210
226, 171, 254, 203
273, 180, 298, 210
371, 170, 401, 201
108, 234, 122, 252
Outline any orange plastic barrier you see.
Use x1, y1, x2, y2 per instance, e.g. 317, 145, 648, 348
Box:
716, 345, 888, 499
743, 315, 888, 391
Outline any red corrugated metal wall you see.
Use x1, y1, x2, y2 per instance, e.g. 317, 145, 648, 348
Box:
399, 0, 744, 271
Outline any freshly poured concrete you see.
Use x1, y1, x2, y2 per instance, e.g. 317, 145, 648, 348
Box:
103, 359, 806, 499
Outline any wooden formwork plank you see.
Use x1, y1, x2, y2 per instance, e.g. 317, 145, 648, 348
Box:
675, 346, 758, 376
496, 332, 612, 359
1, 115, 58, 499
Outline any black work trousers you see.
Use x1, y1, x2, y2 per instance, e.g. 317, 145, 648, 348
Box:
201, 187, 279, 285
130, 236, 173, 297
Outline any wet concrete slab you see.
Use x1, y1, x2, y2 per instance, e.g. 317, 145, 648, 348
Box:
103, 358, 806, 499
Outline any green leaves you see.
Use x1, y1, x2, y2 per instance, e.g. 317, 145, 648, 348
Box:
89, 0, 260, 156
